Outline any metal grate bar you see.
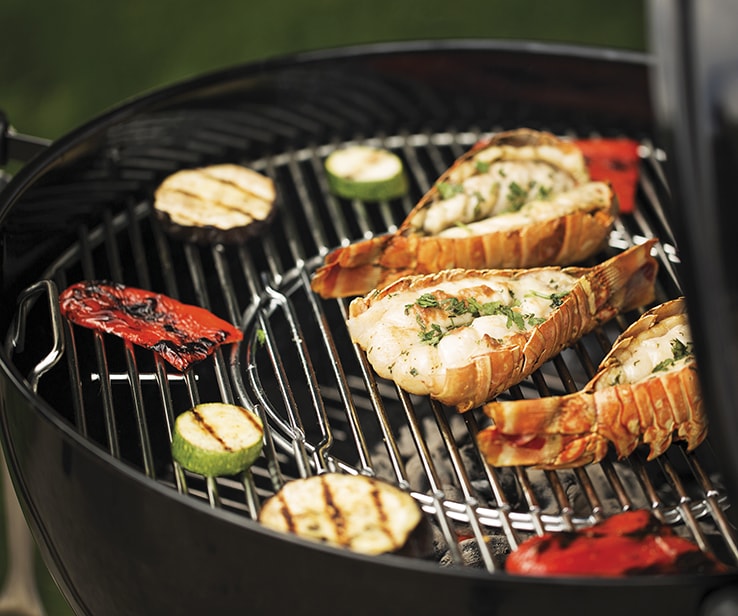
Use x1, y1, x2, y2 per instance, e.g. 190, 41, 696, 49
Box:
396, 389, 465, 565
12, 129, 738, 573
429, 399, 500, 571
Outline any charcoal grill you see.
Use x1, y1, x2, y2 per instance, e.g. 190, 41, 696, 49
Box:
3, 14, 738, 616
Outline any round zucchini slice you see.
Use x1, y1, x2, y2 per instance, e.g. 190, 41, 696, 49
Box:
171, 402, 264, 476
258, 473, 433, 557
324, 145, 408, 201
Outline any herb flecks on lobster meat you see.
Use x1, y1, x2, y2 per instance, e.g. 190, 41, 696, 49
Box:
347, 240, 658, 412
478, 297, 705, 469
505, 509, 730, 576
59, 281, 242, 372
311, 128, 617, 298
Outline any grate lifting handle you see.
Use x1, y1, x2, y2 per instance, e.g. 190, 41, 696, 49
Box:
6, 279, 65, 393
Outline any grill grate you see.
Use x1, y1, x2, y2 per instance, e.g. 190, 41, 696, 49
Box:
8, 127, 738, 572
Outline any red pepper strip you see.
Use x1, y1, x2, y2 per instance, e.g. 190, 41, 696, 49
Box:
574, 138, 641, 214
59, 281, 243, 372
505, 510, 730, 577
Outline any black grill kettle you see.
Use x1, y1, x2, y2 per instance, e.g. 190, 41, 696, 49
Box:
0, 3, 737, 615
649, 1, 738, 609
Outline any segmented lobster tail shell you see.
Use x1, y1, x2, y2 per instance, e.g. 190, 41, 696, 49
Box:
311, 128, 616, 299
476, 426, 611, 469
588, 298, 706, 460
477, 297, 706, 469
310, 235, 392, 299
347, 240, 659, 413
515, 239, 658, 391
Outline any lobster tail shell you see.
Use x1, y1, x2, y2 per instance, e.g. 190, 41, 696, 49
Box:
501, 239, 658, 396
347, 241, 659, 413
476, 426, 610, 469
311, 129, 617, 299
479, 391, 610, 469
477, 297, 706, 469
310, 235, 392, 299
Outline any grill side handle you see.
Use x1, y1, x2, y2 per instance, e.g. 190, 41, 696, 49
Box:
5, 279, 65, 393
0, 111, 51, 168
648, 0, 738, 523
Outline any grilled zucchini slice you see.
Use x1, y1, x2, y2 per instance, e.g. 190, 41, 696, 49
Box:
258, 473, 433, 557
325, 145, 408, 201
171, 402, 264, 476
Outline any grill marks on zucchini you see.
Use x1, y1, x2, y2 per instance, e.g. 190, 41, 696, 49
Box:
258, 473, 432, 556
324, 145, 409, 201
170, 403, 264, 476
189, 404, 262, 452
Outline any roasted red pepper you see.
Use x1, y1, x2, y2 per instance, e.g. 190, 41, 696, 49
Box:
505, 510, 729, 577
59, 281, 243, 372
575, 138, 640, 214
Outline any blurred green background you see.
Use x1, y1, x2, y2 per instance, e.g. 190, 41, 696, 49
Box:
1, 1, 644, 614
3, 0, 645, 140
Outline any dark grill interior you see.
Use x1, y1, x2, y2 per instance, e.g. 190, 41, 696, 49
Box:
7, 124, 738, 569
3, 44, 738, 615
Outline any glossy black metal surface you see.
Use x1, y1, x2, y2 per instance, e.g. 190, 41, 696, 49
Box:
648, 0, 738, 536
1, 40, 736, 615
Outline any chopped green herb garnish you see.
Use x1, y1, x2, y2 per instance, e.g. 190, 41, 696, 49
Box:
437, 181, 464, 200
652, 338, 694, 372
406, 293, 439, 313
472, 190, 485, 213
526, 315, 547, 327
408, 292, 538, 345
419, 323, 446, 346
475, 159, 491, 173
255, 329, 267, 346
537, 185, 553, 200
506, 181, 529, 211
526, 289, 570, 308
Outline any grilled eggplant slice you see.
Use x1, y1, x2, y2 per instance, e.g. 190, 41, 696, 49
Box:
347, 240, 658, 412
153, 163, 277, 244
258, 473, 432, 557
325, 145, 408, 201
171, 403, 264, 476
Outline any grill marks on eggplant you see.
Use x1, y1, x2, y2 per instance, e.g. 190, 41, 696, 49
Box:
258, 474, 432, 556
153, 163, 277, 244
268, 476, 398, 549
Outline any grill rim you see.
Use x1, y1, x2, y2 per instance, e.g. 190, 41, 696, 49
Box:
0, 36, 659, 494
0, 37, 653, 220
3, 38, 737, 616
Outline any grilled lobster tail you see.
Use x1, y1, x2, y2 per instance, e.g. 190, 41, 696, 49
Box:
312, 128, 617, 298
478, 297, 705, 468
347, 240, 658, 413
